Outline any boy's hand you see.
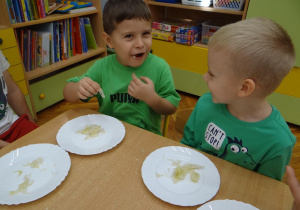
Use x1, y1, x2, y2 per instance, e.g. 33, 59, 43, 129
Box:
76, 77, 101, 100
128, 73, 155, 102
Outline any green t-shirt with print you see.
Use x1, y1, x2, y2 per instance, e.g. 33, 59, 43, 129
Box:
67, 53, 180, 135
181, 93, 296, 181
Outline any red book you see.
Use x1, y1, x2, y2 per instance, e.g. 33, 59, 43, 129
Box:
73, 17, 82, 54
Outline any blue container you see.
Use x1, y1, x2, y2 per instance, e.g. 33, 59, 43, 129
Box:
155, 0, 181, 3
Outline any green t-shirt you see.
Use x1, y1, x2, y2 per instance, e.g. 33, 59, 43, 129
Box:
67, 53, 180, 135
181, 93, 296, 181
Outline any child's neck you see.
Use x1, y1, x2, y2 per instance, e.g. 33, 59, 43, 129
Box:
226, 98, 272, 122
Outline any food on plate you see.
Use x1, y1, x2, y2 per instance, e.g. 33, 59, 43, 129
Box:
14, 170, 23, 177
10, 174, 34, 195
77, 124, 105, 140
170, 159, 204, 183
23, 157, 43, 168
156, 158, 204, 183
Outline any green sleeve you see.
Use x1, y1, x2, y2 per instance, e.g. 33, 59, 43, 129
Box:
157, 61, 181, 108
255, 146, 293, 181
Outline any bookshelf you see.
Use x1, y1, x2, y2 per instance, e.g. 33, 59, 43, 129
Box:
1, 0, 107, 120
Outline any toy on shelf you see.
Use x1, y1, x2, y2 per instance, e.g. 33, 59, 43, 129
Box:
55, 1, 93, 13
61, 1, 93, 8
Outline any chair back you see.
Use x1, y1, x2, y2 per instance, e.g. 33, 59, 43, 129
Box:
162, 115, 170, 137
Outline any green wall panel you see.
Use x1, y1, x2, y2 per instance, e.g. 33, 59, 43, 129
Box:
246, 0, 300, 67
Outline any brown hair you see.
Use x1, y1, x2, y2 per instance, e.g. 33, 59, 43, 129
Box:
103, 0, 152, 35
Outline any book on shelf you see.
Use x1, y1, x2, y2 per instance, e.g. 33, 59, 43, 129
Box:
83, 17, 97, 49
73, 17, 83, 55
6, 0, 17, 24
12, 0, 21, 23
20, 0, 28, 21
24, 0, 33, 21
79, 18, 88, 53
29, 0, 39, 20
16, 0, 25, 22
6, 0, 50, 22
67, 6, 96, 14
37, 31, 50, 67
14, 17, 96, 72
46, 3, 63, 15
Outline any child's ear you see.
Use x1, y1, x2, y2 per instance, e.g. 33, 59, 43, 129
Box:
238, 79, 255, 97
102, 32, 113, 49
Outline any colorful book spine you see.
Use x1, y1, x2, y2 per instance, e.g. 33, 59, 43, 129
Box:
38, 0, 46, 18
84, 17, 97, 49
16, 0, 25, 22
20, 0, 28, 21
73, 17, 82, 54
53, 21, 60, 62
43, 0, 49, 13
79, 18, 88, 53
71, 18, 76, 56
24, 0, 32, 21
29, 0, 40, 20
59, 20, 65, 60
6, 0, 16, 24
12, 0, 22, 23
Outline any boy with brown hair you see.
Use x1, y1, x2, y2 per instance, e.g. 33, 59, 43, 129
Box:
64, 0, 180, 135
181, 17, 296, 180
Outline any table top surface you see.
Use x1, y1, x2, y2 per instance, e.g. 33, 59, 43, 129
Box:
0, 108, 293, 209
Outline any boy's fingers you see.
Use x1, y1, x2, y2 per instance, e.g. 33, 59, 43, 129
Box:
140, 76, 151, 84
132, 73, 142, 85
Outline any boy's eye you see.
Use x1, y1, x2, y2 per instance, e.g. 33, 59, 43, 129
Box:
143, 31, 151, 36
125, 34, 133, 38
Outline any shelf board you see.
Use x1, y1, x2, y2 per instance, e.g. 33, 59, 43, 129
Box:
0, 25, 9, 30
12, 10, 99, 28
26, 47, 105, 81
148, 2, 243, 15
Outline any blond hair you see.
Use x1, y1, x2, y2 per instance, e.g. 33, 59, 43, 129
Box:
208, 17, 295, 95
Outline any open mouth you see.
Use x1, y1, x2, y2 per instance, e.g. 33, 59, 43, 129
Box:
133, 53, 144, 59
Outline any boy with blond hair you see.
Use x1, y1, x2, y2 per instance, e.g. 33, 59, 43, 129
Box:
64, 0, 180, 135
181, 17, 296, 181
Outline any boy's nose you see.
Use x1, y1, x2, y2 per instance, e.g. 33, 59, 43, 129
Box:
134, 37, 144, 48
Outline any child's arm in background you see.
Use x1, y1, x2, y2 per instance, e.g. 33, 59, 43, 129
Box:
0, 140, 9, 148
63, 77, 101, 102
128, 73, 176, 115
4, 71, 34, 123
286, 165, 300, 210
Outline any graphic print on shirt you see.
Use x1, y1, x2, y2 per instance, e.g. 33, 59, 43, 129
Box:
205, 122, 226, 150
0, 76, 7, 120
219, 136, 256, 168
110, 93, 139, 103
204, 122, 256, 168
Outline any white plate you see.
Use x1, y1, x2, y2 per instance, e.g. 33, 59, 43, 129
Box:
141, 146, 220, 206
0, 144, 71, 205
56, 114, 125, 155
198, 199, 260, 210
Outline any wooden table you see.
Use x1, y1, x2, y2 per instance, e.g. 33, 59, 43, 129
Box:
0, 108, 293, 209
